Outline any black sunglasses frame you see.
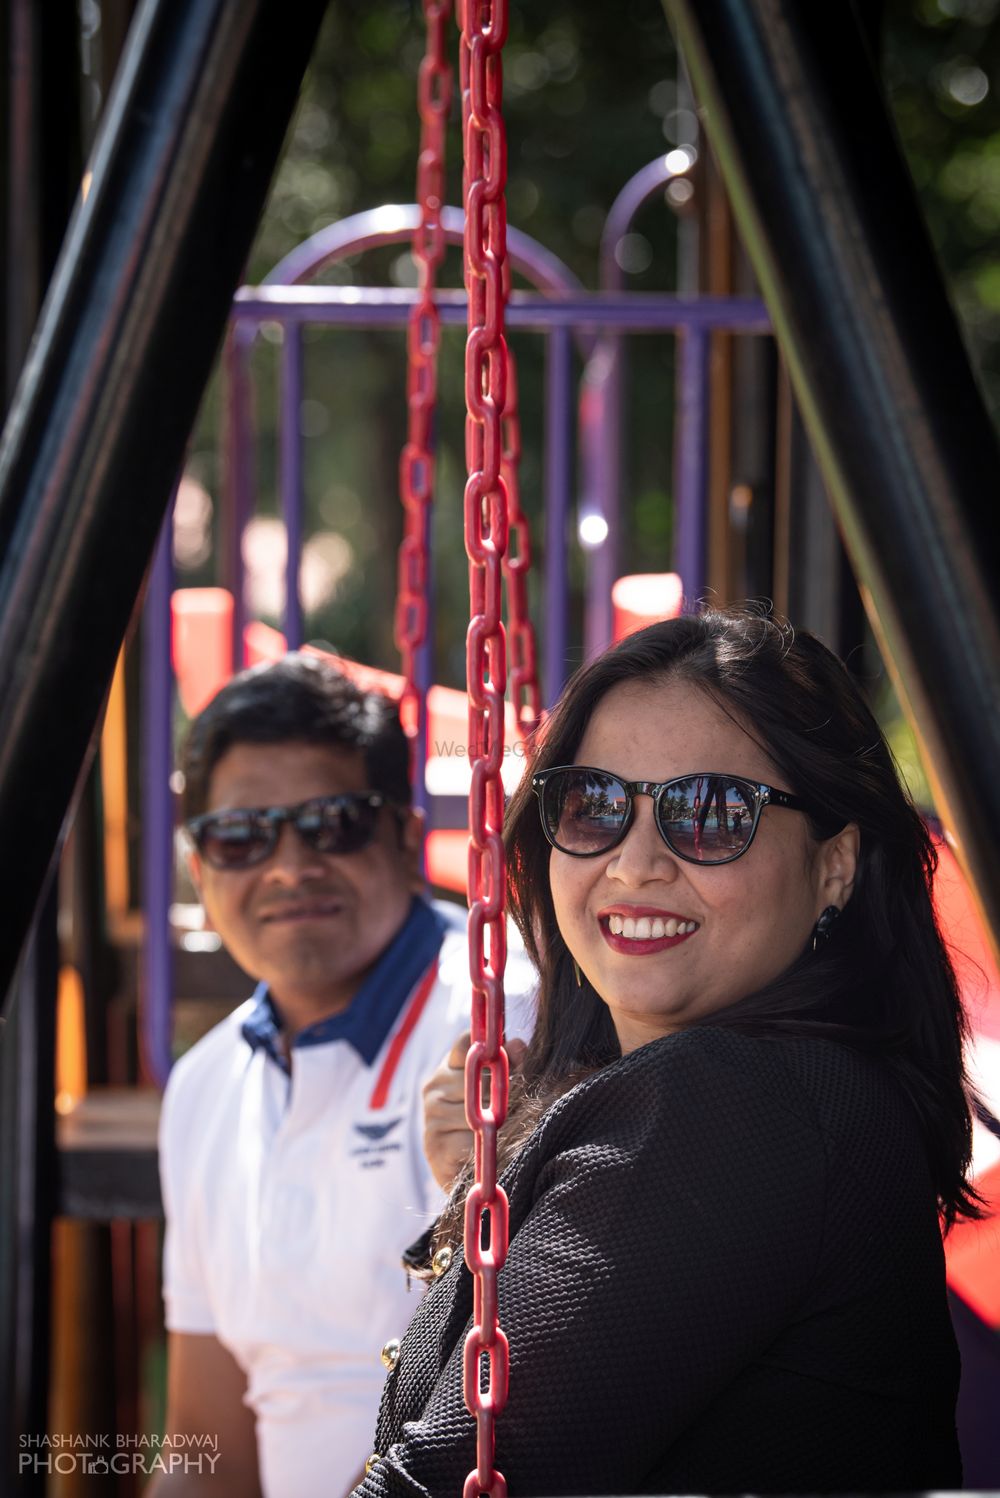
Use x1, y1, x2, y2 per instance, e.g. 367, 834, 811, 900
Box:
186, 791, 398, 870
531, 765, 817, 866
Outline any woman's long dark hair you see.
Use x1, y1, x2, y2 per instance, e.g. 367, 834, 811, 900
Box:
497, 607, 979, 1227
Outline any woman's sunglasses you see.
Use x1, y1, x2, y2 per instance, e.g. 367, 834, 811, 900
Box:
187, 791, 397, 871
531, 765, 818, 866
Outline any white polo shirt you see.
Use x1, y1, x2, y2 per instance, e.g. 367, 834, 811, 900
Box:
159, 898, 535, 1498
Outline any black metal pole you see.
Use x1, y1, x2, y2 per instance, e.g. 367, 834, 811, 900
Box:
0, 893, 59, 1495
1, 8, 87, 1483
0, 0, 328, 1012
665, 0, 1000, 950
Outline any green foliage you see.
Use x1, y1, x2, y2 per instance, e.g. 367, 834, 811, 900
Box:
883, 706, 935, 811
884, 0, 1000, 412
876, 2, 1000, 802
252, 0, 679, 289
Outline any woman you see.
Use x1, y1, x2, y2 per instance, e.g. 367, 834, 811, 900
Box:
354, 608, 977, 1496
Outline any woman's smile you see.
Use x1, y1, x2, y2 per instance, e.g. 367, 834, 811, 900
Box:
598, 904, 700, 953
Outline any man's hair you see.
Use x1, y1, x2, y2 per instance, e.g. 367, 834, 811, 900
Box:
180, 654, 411, 820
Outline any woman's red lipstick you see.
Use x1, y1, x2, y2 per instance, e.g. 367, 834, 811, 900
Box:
597, 906, 699, 956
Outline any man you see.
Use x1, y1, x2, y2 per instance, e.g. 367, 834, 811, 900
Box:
154, 654, 534, 1496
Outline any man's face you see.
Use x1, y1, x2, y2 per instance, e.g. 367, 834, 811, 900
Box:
188, 740, 421, 1027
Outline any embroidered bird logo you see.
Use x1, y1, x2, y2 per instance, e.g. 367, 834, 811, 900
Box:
353, 1117, 403, 1142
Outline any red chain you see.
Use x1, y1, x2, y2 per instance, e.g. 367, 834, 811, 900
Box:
459, 2, 510, 1495
500, 340, 541, 738
395, 0, 452, 744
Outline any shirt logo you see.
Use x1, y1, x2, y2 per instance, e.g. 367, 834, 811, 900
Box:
351, 1116, 404, 1169
353, 1118, 403, 1143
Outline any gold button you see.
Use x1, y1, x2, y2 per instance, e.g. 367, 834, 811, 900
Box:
365, 1453, 380, 1474
380, 1337, 401, 1371
432, 1244, 454, 1277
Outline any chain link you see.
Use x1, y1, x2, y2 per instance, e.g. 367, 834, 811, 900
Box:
396, 0, 452, 746
459, 1, 511, 1494
500, 340, 542, 737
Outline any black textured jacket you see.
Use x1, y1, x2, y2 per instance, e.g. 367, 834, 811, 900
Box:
353, 1026, 961, 1496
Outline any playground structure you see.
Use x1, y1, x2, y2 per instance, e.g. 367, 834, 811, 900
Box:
141, 189, 768, 1089
1, 1, 999, 1493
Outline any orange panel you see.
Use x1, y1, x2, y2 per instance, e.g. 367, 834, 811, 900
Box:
171, 588, 234, 716
611, 573, 683, 642
172, 604, 522, 765
933, 833, 1000, 1042
425, 830, 469, 896
945, 1160, 1000, 1328
244, 617, 288, 666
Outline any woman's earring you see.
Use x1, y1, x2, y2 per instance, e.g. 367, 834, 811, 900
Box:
573, 958, 583, 988
812, 904, 841, 952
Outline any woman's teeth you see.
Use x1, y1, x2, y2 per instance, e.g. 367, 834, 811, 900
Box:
606, 915, 698, 939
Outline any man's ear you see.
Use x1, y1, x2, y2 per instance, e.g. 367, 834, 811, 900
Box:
187, 848, 204, 902
401, 806, 426, 893
817, 822, 860, 913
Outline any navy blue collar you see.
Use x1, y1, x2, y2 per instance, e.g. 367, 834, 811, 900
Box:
241, 896, 447, 1073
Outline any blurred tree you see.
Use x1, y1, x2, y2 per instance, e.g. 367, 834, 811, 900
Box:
884, 0, 1000, 415
880, 0, 1000, 805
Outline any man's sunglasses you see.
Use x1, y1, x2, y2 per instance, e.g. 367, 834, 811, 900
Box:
531, 766, 819, 866
187, 792, 398, 871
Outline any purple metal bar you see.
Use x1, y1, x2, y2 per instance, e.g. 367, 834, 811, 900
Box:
232, 286, 770, 334
224, 211, 596, 829
599, 156, 693, 285
581, 347, 620, 658
141, 502, 175, 1089
262, 202, 588, 695
544, 329, 573, 703
413, 494, 432, 836
674, 326, 711, 606
221, 213, 591, 880
223, 330, 251, 668
580, 338, 620, 660
254, 204, 587, 806
264, 204, 585, 306
583, 156, 696, 656
280, 323, 304, 647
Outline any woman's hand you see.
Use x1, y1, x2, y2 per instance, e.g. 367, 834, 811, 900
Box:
422, 1031, 528, 1192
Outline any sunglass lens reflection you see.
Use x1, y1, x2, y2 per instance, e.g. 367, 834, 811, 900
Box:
544, 771, 758, 863
199, 811, 274, 869
546, 771, 629, 854
307, 797, 379, 855
656, 777, 756, 862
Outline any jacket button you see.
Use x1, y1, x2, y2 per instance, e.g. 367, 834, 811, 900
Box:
380, 1338, 401, 1370
365, 1453, 380, 1474
432, 1244, 454, 1277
